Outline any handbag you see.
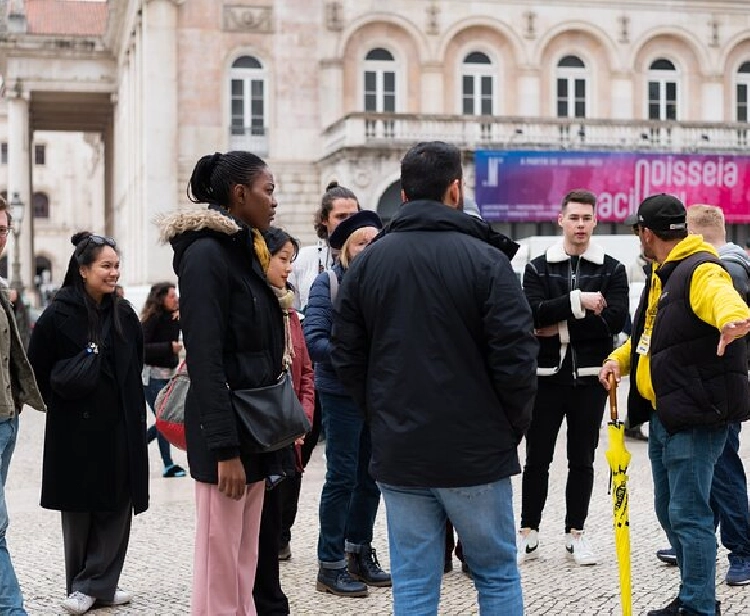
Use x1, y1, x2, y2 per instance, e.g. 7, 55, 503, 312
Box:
231, 370, 310, 453
154, 359, 188, 451
50, 342, 102, 400
50, 314, 112, 400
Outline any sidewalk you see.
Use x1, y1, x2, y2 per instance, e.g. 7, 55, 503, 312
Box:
7, 380, 750, 614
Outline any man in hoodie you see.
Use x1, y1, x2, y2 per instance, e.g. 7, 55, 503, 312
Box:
600, 195, 750, 616
331, 141, 538, 615
647, 204, 750, 585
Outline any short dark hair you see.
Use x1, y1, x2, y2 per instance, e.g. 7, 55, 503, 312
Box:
263, 226, 300, 258
400, 141, 463, 202
561, 190, 596, 212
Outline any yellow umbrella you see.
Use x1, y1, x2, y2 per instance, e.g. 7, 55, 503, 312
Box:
605, 373, 632, 616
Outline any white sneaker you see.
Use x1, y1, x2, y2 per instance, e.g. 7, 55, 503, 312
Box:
61, 591, 95, 615
101, 588, 133, 606
565, 529, 598, 565
517, 529, 540, 565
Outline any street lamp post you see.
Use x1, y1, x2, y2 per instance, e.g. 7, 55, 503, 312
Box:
9, 192, 24, 294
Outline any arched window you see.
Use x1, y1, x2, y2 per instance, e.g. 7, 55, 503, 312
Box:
648, 58, 678, 121
229, 55, 268, 153
462, 51, 494, 116
363, 47, 396, 114
32, 192, 49, 219
556, 55, 587, 119
363, 47, 397, 138
736, 61, 750, 123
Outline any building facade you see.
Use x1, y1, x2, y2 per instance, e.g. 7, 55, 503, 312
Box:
1, 0, 749, 293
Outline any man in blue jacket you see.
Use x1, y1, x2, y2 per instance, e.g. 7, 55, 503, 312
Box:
331, 141, 538, 615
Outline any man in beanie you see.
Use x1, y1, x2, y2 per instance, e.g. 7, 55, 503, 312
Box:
600, 194, 750, 616
331, 141, 538, 615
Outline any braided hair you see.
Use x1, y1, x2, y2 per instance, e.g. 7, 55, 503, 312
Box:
187, 151, 267, 207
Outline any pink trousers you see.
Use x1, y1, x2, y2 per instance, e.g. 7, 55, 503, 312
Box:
191, 481, 265, 616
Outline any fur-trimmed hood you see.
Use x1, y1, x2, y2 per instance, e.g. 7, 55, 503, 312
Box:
545, 241, 604, 265
155, 206, 240, 244
155, 205, 248, 276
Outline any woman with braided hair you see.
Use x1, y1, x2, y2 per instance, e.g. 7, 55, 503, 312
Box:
158, 151, 285, 616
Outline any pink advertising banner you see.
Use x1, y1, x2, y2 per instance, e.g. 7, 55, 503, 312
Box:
474, 150, 750, 223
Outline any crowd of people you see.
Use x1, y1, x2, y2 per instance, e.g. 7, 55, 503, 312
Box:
0, 141, 749, 616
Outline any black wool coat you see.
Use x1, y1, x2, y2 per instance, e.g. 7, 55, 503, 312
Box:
160, 205, 293, 484
28, 287, 149, 514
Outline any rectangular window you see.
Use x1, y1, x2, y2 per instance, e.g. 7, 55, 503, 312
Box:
480, 76, 493, 116
462, 75, 474, 115
230, 79, 244, 135
556, 78, 568, 118
665, 82, 677, 120
0, 143, 6, 165
250, 79, 265, 136
574, 79, 586, 118
364, 71, 377, 111
34, 144, 46, 166
648, 81, 661, 120
383, 71, 396, 113
738, 84, 748, 122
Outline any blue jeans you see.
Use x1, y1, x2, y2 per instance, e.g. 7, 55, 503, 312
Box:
649, 414, 727, 616
144, 377, 173, 468
710, 422, 750, 562
379, 479, 522, 616
0, 416, 26, 615
317, 392, 381, 567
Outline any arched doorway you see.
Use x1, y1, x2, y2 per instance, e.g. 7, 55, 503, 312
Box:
376, 180, 402, 223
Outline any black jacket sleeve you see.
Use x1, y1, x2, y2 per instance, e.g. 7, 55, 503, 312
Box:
331, 262, 368, 415
27, 306, 56, 405
568, 260, 629, 342
523, 260, 575, 327
142, 315, 176, 367
723, 259, 750, 300
484, 258, 539, 441
178, 238, 239, 460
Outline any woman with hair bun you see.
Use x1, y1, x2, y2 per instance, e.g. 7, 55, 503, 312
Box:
158, 151, 285, 616
28, 232, 149, 615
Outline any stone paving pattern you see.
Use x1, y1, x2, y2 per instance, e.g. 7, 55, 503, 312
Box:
7, 380, 750, 615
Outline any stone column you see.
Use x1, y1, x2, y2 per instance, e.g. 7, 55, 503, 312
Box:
132, 0, 180, 285
6, 89, 33, 290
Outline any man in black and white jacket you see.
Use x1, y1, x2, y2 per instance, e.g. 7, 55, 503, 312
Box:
518, 190, 628, 567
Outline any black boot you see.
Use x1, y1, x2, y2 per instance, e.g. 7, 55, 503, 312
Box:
347, 545, 392, 587
316, 567, 368, 597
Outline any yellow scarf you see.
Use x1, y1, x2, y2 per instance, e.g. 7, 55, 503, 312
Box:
252, 229, 271, 273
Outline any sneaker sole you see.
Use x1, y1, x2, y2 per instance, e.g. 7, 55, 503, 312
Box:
726, 577, 750, 586
315, 581, 369, 597
566, 551, 598, 566
657, 557, 678, 566
518, 546, 540, 565
349, 573, 392, 588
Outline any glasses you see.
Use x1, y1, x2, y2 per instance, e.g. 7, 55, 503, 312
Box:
0, 227, 9, 238
81, 235, 116, 249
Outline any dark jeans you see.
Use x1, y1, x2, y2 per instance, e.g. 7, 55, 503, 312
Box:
144, 377, 173, 469
650, 414, 727, 615
521, 379, 607, 533
317, 392, 380, 568
710, 422, 750, 561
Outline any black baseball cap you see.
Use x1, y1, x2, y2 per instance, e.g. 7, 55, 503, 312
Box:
636, 194, 686, 232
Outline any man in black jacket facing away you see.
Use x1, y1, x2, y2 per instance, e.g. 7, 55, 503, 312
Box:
331, 141, 538, 615
518, 190, 628, 567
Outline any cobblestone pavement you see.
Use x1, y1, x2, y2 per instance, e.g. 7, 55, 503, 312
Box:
7, 380, 750, 615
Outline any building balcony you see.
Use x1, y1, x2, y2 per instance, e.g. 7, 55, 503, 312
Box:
229, 127, 269, 156
321, 112, 750, 158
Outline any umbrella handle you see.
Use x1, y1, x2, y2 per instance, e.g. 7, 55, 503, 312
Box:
608, 372, 618, 422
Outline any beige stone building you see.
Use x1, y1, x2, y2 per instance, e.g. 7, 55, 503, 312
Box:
1, 0, 749, 295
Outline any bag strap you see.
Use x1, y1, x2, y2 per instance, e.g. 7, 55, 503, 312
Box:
328, 269, 339, 304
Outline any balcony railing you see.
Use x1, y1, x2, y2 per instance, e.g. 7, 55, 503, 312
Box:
321, 112, 750, 158
229, 127, 269, 156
